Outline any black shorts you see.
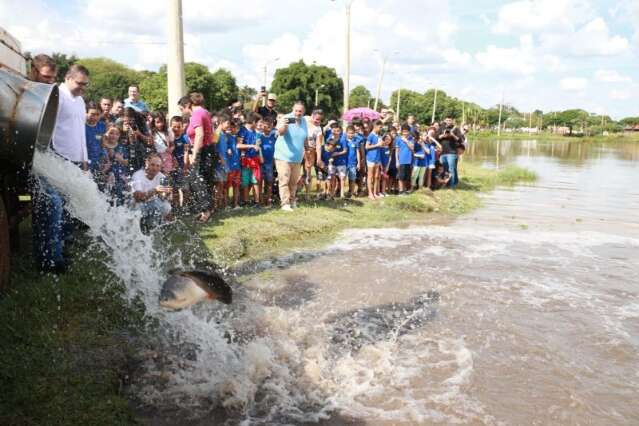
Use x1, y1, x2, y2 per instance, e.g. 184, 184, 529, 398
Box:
398, 164, 412, 181
198, 144, 218, 186
387, 166, 398, 179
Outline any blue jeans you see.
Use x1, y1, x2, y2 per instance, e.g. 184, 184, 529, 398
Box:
441, 154, 458, 187
32, 178, 74, 269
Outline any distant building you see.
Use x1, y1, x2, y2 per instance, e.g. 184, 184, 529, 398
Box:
623, 124, 639, 135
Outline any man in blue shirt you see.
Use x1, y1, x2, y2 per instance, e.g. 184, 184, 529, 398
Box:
124, 85, 148, 113
395, 124, 415, 195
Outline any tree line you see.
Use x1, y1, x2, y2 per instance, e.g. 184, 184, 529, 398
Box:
33, 52, 638, 133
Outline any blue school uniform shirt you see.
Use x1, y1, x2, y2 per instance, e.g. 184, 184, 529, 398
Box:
238, 126, 259, 158
258, 130, 276, 165
333, 137, 347, 167
173, 133, 190, 169
320, 144, 333, 165
226, 134, 241, 171
108, 144, 129, 178
396, 136, 414, 165
365, 133, 381, 163
380, 146, 391, 168
413, 142, 428, 167
428, 142, 437, 166
346, 137, 359, 168
85, 121, 106, 171
216, 131, 229, 172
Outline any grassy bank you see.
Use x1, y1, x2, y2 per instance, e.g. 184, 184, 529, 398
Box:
199, 162, 536, 266
472, 131, 639, 143
0, 230, 149, 425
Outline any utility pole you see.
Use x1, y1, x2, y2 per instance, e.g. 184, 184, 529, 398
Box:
373, 55, 387, 112
431, 87, 438, 124
462, 101, 465, 125
529, 111, 532, 133
167, 0, 185, 118
343, 0, 353, 117
497, 90, 504, 137
315, 84, 325, 107
396, 86, 401, 121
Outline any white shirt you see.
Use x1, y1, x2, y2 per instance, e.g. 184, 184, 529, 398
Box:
51, 83, 88, 162
130, 169, 166, 201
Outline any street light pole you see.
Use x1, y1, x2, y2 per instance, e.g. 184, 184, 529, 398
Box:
373, 55, 387, 112
497, 90, 504, 137
396, 86, 401, 122
167, 0, 185, 118
262, 57, 280, 106
315, 84, 325, 107
344, 0, 353, 117
431, 87, 438, 124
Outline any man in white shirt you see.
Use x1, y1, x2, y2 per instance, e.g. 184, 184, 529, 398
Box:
124, 85, 148, 113
33, 64, 90, 273
131, 153, 172, 231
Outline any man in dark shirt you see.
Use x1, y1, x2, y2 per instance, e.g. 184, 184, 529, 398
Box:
253, 91, 278, 125
437, 117, 462, 188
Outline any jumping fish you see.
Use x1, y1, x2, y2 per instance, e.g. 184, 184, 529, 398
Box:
159, 269, 232, 310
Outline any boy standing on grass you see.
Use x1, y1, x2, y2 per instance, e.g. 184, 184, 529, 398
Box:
379, 133, 393, 197
318, 139, 336, 199
395, 124, 415, 195
226, 119, 242, 209
258, 119, 276, 207
328, 125, 348, 199
237, 113, 263, 207
426, 127, 441, 190
344, 125, 361, 198
411, 132, 430, 190
365, 120, 384, 200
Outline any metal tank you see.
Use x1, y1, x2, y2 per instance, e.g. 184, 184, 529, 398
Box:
1, 27, 59, 289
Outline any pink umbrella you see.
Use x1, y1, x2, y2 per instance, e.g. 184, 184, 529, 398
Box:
342, 107, 381, 122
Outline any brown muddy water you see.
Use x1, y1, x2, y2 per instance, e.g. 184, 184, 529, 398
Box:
132, 139, 639, 425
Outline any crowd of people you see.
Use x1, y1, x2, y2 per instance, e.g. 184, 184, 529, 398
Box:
27, 54, 469, 272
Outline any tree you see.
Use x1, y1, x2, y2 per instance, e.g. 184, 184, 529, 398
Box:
139, 69, 169, 112
76, 57, 140, 102
51, 52, 78, 83
270, 60, 344, 118
238, 85, 257, 107
209, 68, 239, 111
349, 85, 373, 108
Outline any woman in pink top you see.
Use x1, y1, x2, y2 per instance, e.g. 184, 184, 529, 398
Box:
182, 92, 215, 222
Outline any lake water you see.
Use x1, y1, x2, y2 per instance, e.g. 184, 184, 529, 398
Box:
60, 138, 635, 425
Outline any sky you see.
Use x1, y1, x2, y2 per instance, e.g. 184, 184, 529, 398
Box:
2, 0, 638, 119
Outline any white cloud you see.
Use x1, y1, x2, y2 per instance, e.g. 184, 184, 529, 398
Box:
540, 17, 629, 56
595, 69, 631, 83
475, 35, 537, 75
560, 77, 589, 91
609, 89, 631, 100
494, 0, 593, 34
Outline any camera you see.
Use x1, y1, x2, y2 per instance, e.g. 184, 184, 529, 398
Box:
286, 117, 296, 124
260, 86, 266, 92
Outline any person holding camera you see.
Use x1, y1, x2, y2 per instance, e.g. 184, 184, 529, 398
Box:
274, 101, 308, 211
253, 89, 278, 125
438, 116, 463, 188
131, 153, 172, 231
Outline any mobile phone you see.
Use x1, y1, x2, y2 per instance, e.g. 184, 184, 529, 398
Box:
286, 117, 296, 124
260, 86, 266, 92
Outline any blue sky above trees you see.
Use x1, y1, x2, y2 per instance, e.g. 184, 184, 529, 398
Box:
4, 0, 638, 118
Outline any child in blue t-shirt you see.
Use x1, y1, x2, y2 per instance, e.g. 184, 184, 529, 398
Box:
237, 114, 262, 206
318, 139, 337, 199
365, 120, 384, 200
226, 120, 241, 209
344, 125, 361, 197
379, 133, 393, 196
395, 124, 415, 195
257, 119, 276, 207
411, 132, 430, 189
85, 104, 107, 175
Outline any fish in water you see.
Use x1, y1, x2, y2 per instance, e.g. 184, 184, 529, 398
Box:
326, 291, 440, 352
159, 269, 233, 310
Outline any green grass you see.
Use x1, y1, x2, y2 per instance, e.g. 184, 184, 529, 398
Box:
199, 162, 536, 266
0, 229, 149, 425
472, 131, 639, 143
